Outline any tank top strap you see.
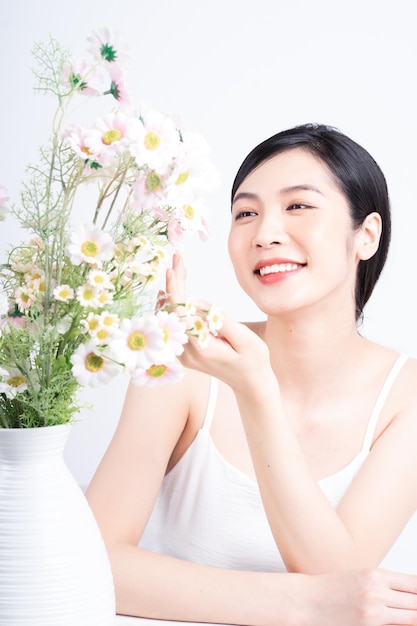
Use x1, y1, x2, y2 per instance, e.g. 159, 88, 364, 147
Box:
201, 376, 219, 431
361, 353, 408, 452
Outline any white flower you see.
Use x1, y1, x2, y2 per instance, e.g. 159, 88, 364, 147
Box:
81, 312, 101, 336
0, 368, 29, 397
130, 168, 170, 213
171, 130, 221, 195
87, 112, 141, 165
53, 284, 75, 302
76, 284, 100, 308
0, 382, 15, 398
87, 269, 114, 291
206, 304, 223, 333
130, 360, 184, 387
184, 300, 197, 316
87, 27, 130, 66
156, 310, 188, 357
65, 124, 103, 161
97, 289, 114, 307
99, 312, 119, 329
70, 340, 121, 387
111, 315, 165, 369
132, 106, 181, 172
61, 57, 102, 96
68, 224, 114, 266
14, 285, 35, 311
173, 199, 208, 237
188, 317, 210, 349
90, 312, 119, 344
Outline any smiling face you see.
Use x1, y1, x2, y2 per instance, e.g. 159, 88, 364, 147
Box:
228, 147, 375, 320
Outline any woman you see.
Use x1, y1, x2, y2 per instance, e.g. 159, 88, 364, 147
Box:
87, 124, 417, 624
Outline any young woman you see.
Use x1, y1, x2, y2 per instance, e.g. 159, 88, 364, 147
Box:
87, 124, 417, 625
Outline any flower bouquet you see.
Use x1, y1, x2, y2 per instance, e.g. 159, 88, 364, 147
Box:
0, 28, 220, 429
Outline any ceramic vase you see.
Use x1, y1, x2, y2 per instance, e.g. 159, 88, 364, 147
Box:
0, 423, 115, 625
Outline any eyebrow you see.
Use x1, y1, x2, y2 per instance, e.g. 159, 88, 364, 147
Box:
280, 184, 324, 196
232, 184, 324, 205
232, 191, 258, 205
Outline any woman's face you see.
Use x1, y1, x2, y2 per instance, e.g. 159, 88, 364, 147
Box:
228, 147, 365, 319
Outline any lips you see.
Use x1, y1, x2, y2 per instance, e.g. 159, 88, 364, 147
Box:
253, 259, 305, 276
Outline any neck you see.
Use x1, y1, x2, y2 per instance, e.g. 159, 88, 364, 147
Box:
263, 308, 366, 391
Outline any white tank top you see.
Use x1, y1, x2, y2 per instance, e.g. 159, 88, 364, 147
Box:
139, 354, 408, 572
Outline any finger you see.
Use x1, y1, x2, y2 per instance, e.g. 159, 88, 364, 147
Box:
385, 569, 417, 596
166, 254, 186, 306
216, 314, 269, 358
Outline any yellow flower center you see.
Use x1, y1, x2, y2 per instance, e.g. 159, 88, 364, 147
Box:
183, 204, 195, 220
102, 315, 114, 327
59, 288, 70, 299
162, 328, 169, 343
98, 293, 110, 304
147, 364, 167, 378
145, 171, 162, 192
194, 318, 205, 331
96, 328, 109, 341
85, 352, 105, 373
102, 129, 122, 145
127, 330, 146, 351
81, 240, 99, 257
82, 288, 95, 301
8, 375, 27, 388
176, 170, 190, 185
144, 131, 161, 150
81, 145, 93, 156
88, 318, 99, 330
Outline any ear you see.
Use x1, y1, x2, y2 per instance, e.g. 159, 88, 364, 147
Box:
356, 212, 382, 261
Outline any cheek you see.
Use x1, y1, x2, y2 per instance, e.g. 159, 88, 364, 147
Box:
227, 231, 238, 265
227, 233, 248, 282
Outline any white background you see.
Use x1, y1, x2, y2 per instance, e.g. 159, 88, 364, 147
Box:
1, 0, 416, 572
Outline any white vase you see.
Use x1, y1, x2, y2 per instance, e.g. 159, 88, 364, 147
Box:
0, 424, 115, 625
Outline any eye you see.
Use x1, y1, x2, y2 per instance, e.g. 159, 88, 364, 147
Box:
234, 210, 258, 221
287, 203, 312, 211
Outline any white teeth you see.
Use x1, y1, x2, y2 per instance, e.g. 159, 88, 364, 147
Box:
258, 263, 299, 276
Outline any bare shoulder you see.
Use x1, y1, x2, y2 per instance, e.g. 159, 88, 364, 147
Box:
116, 366, 211, 443
394, 353, 417, 409
375, 349, 417, 441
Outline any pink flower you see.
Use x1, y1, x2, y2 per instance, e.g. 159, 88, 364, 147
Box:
104, 65, 131, 106
87, 27, 130, 66
156, 310, 187, 357
67, 224, 114, 266
61, 58, 100, 96
0, 316, 27, 333
130, 360, 184, 387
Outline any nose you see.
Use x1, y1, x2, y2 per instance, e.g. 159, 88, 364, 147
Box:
252, 212, 289, 248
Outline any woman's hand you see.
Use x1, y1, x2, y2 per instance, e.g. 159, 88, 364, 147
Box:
166, 253, 276, 394
306, 568, 417, 626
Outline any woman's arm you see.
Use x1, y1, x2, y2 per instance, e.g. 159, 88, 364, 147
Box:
233, 369, 417, 572
86, 371, 417, 625
106, 545, 417, 626
85, 367, 304, 624
166, 255, 417, 573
